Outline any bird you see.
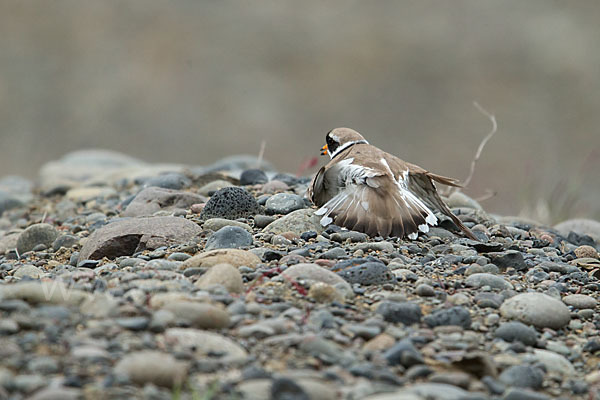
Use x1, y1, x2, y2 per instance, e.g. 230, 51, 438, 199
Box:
307, 127, 477, 240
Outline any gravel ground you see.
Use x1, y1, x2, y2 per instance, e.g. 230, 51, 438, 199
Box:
0, 149, 599, 400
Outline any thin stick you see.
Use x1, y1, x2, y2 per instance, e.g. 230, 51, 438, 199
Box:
462, 101, 498, 189
41, 211, 47, 224
256, 140, 266, 169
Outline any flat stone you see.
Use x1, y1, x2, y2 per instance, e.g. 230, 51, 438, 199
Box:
205, 226, 253, 250
265, 193, 306, 215
563, 294, 597, 309
114, 351, 188, 388
500, 293, 570, 329
499, 365, 544, 389
13, 264, 43, 279
533, 349, 575, 377
0, 281, 89, 306
465, 273, 513, 290
263, 209, 324, 236
79, 216, 202, 260
161, 301, 230, 329
182, 249, 261, 269
143, 172, 191, 190
16, 223, 59, 254
284, 263, 353, 299
494, 322, 538, 346
66, 186, 117, 203
195, 263, 243, 294
487, 251, 528, 271
337, 262, 395, 285
164, 328, 248, 363
424, 306, 472, 329
203, 218, 252, 232
384, 339, 425, 367
122, 187, 205, 217
377, 301, 422, 325
240, 169, 268, 185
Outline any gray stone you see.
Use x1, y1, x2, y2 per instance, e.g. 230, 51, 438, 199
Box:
205, 225, 253, 250
299, 335, 356, 366
263, 208, 324, 236
554, 218, 600, 242
563, 294, 597, 309
337, 262, 395, 285
198, 179, 234, 196
123, 187, 205, 217
465, 273, 514, 290
28, 387, 82, 400
383, 340, 424, 367
0, 281, 89, 306
415, 283, 436, 297
200, 186, 262, 220
240, 169, 268, 185
500, 293, 570, 329
195, 263, 243, 294
533, 349, 575, 377
161, 301, 230, 329
499, 365, 544, 389
265, 193, 306, 215
114, 351, 188, 388
330, 231, 369, 243
488, 251, 528, 271
13, 264, 43, 279
164, 328, 248, 363
284, 263, 353, 299
205, 155, 275, 174
182, 248, 261, 269
424, 306, 472, 329
52, 234, 79, 251
143, 172, 191, 189
16, 223, 59, 254
377, 301, 422, 325
494, 322, 538, 346
502, 388, 551, 400
78, 216, 202, 260
203, 218, 252, 232
320, 247, 348, 259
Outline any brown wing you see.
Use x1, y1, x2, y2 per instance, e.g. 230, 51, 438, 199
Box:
407, 171, 477, 240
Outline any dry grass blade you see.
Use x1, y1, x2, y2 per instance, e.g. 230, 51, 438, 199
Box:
256, 139, 266, 169
461, 101, 498, 189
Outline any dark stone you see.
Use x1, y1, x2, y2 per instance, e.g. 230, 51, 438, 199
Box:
143, 173, 191, 190
205, 226, 253, 250
263, 250, 285, 262
265, 193, 305, 215
17, 223, 60, 254
240, 169, 268, 185
123, 187, 205, 217
52, 234, 80, 251
488, 251, 528, 271
499, 365, 544, 390
330, 231, 368, 243
78, 216, 202, 261
271, 173, 299, 186
383, 339, 424, 367
200, 187, 262, 220
270, 377, 309, 400
300, 231, 318, 241
494, 322, 538, 346
116, 317, 150, 331
502, 387, 551, 400
474, 292, 504, 308
424, 306, 472, 329
254, 215, 276, 229
337, 262, 395, 285
376, 301, 422, 325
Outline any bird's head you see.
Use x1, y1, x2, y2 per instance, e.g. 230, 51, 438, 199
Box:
321, 127, 369, 159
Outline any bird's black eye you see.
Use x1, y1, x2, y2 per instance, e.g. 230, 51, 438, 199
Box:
326, 134, 338, 153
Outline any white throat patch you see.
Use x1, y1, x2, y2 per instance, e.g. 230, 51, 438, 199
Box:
329, 139, 369, 159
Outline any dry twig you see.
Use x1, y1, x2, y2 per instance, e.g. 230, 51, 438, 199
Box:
462, 101, 498, 189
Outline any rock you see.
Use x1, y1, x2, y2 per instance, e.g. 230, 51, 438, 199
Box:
161, 301, 230, 329
446, 191, 483, 210
182, 249, 261, 269
283, 263, 353, 299
424, 306, 472, 329
299, 335, 356, 366
307, 282, 344, 303
143, 172, 191, 189
203, 218, 252, 232
494, 322, 538, 346
563, 294, 597, 309
195, 263, 243, 294
465, 273, 514, 290
263, 209, 325, 236
28, 387, 82, 400
164, 328, 248, 363
78, 216, 202, 260
80, 293, 119, 318
16, 223, 59, 254
240, 169, 268, 185
205, 226, 253, 250
198, 180, 234, 196
487, 251, 528, 271
383, 340, 425, 367
200, 187, 262, 220
271, 377, 310, 400
205, 155, 275, 174
265, 193, 306, 215
337, 262, 395, 285
114, 351, 188, 388
415, 283, 435, 297
320, 247, 348, 259
502, 388, 551, 400
13, 264, 43, 279
533, 349, 575, 377
0, 230, 21, 254
499, 365, 544, 389
555, 218, 600, 242
574, 245, 599, 259
65, 186, 117, 203
376, 301, 422, 325
122, 187, 205, 217
0, 281, 89, 306
52, 234, 79, 251
261, 180, 290, 193
500, 293, 570, 329
330, 231, 368, 243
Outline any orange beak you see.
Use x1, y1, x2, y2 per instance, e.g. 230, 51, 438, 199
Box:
320, 144, 328, 156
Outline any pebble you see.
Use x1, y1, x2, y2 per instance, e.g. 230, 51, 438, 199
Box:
376, 301, 422, 325
194, 263, 243, 294
284, 263, 354, 299
122, 186, 204, 217
161, 301, 230, 329
182, 248, 261, 269
488, 250, 528, 271
563, 294, 597, 309
465, 273, 514, 290
337, 262, 395, 285
114, 351, 188, 388
164, 328, 248, 363
205, 225, 253, 250
197, 179, 233, 196
16, 223, 59, 254
13, 264, 43, 279
494, 322, 538, 346
143, 172, 191, 189
200, 186, 262, 220
424, 306, 472, 329
415, 283, 435, 297
240, 169, 268, 185
263, 208, 324, 236
499, 365, 544, 389
383, 339, 425, 367
500, 293, 571, 329
265, 193, 306, 215
203, 217, 252, 232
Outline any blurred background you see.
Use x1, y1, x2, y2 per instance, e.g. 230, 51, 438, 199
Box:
0, 0, 598, 223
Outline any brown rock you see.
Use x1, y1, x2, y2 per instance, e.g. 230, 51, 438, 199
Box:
363, 333, 395, 352
195, 263, 243, 293
78, 216, 202, 261
575, 245, 599, 259
161, 301, 230, 329
122, 187, 206, 217
182, 249, 261, 269
114, 351, 188, 388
